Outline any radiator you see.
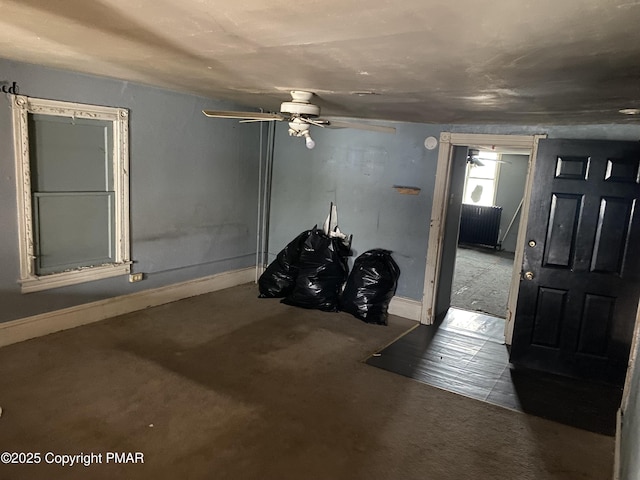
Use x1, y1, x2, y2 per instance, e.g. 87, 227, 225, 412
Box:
458, 204, 502, 249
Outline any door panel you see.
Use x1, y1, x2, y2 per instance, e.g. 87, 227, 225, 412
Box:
531, 287, 566, 347
544, 193, 581, 267
510, 139, 640, 385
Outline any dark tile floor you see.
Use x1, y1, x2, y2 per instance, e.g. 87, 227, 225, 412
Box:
368, 307, 623, 436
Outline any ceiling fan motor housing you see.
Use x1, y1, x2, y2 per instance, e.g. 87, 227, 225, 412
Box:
280, 101, 320, 117
280, 90, 320, 117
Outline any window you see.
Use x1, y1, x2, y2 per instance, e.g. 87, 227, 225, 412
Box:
12, 95, 130, 293
463, 151, 500, 206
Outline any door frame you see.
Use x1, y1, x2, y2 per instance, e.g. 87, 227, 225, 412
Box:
420, 132, 546, 344
614, 298, 640, 480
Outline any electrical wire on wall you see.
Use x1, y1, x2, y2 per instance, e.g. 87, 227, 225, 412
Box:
255, 118, 275, 282
255, 117, 264, 282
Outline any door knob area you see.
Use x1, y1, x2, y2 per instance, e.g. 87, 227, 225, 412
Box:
524, 271, 534, 280
528, 240, 536, 247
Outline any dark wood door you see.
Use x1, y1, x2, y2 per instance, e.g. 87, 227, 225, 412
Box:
510, 139, 640, 385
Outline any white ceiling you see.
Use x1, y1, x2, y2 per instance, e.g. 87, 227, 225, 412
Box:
2, 0, 640, 125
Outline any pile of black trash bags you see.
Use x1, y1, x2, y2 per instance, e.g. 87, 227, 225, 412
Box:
258, 227, 400, 325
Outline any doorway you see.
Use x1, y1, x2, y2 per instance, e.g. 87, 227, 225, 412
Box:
451, 149, 530, 319
421, 133, 543, 346
423, 134, 640, 384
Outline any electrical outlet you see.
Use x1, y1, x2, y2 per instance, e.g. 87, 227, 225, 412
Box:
129, 272, 144, 283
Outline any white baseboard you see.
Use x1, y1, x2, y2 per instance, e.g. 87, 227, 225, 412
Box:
0, 267, 255, 348
388, 296, 422, 322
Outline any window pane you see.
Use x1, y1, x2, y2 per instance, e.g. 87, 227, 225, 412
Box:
463, 178, 495, 206
468, 161, 497, 179
477, 151, 499, 161
33, 193, 115, 275
28, 114, 113, 192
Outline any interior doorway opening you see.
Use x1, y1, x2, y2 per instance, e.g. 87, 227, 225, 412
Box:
422, 133, 544, 345
450, 149, 530, 319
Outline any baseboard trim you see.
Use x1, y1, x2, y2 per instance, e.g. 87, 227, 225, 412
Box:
388, 296, 422, 322
0, 267, 255, 348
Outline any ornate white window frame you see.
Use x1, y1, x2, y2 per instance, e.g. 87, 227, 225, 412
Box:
12, 95, 131, 293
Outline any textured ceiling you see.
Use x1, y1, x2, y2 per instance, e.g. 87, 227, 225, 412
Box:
1, 0, 640, 124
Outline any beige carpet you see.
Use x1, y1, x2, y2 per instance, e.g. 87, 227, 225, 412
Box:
0, 283, 613, 479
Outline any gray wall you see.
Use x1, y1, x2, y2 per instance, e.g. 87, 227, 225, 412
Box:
269, 122, 640, 301
0, 59, 260, 323
495, 154, 529, 253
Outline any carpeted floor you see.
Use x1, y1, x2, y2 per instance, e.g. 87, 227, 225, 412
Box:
0, 284, 614, 479
451, 246, 515, 318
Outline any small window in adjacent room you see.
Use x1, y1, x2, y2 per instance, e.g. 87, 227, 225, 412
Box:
463, 151, 500, 206
12, 95, 131, 293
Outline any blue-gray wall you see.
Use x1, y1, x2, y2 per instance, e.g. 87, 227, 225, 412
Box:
269, 121, 640, 301
3, 58, 640, 318
269, 122, 441, 300
495, 153, 529, 253
0, 59, 261, 323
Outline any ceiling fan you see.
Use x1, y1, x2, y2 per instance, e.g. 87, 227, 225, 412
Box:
466, 148, 512, 167
202, 90, 396, 149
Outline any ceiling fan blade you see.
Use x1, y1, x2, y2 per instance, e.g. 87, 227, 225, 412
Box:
468, 158, 485, 167
202, 110, 285, 121
324, 118, 396, 134
300, 117, 328, 128
239, 118, 284, 123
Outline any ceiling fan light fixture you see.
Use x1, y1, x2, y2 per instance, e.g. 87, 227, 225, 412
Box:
303, 131, 315, 149
288, 119, 315, 149
288, 118, 309, 134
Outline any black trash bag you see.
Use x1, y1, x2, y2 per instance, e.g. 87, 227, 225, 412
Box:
258, 228, 315, 298
281, 229, 350, 312
339, 249, 400, 325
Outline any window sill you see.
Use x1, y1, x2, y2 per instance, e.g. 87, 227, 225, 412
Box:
20, 263, 132, 293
